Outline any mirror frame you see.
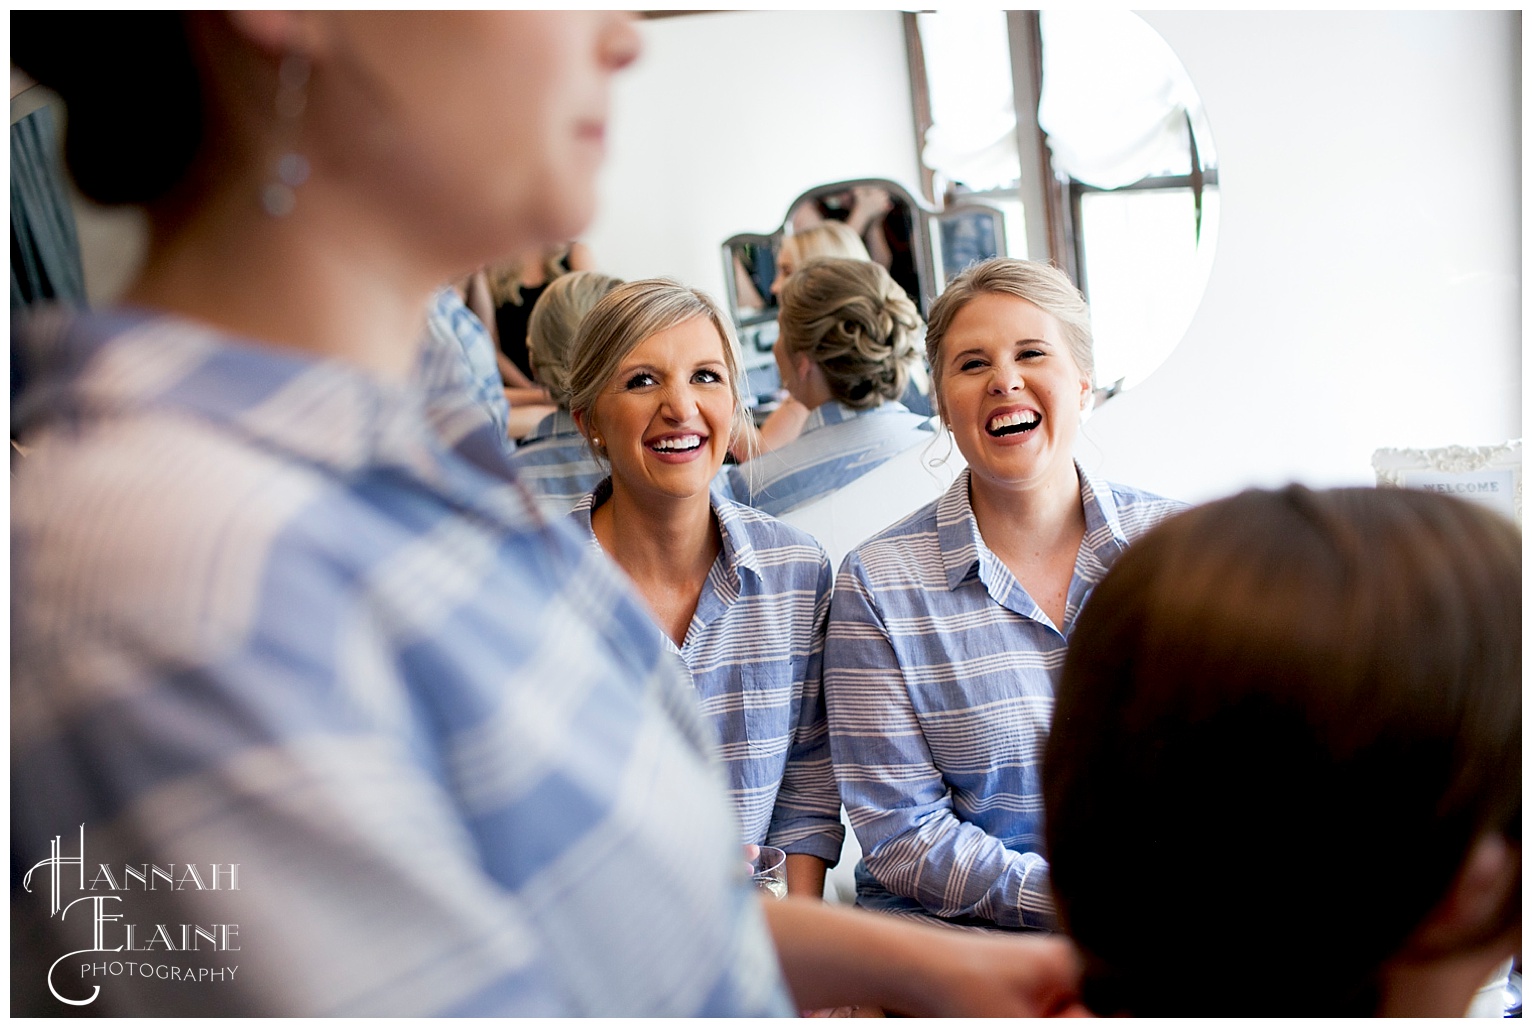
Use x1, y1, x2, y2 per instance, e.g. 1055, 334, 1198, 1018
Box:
721, 176, 1016, 329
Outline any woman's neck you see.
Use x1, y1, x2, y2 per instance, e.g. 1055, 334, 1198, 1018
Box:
591, 481, 720, 646
967, 461, 1084, 558
968, 463, 1086, 630
787, 360, 834, 411
125, 174, 461, 382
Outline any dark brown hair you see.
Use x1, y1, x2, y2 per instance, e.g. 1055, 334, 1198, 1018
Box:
12, 12, 205, 206
1044, 485, 1521, 1015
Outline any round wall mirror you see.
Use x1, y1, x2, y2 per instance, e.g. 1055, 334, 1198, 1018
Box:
719, 11, 1218, 413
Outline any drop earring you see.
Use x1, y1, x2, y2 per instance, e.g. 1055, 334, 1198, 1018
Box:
261, 51, 311, 218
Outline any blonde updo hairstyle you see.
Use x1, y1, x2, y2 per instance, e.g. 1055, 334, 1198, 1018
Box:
568, 279, 756, 464
528, 270, 624, 409
924, 258, 1094, 423
779, 220, 870, 274
778, 257, 923, 410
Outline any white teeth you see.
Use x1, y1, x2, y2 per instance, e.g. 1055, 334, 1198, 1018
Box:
987, 411, 1040, 433
651, 434, 702, 452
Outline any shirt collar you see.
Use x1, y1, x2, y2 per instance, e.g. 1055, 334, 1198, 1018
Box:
1075, 461, 1134, 574
934, 461, 1127, 593
571, 478, 764, 583
936, 468, 985, 592
803, 399, 912, 434
523, 408, 582, 446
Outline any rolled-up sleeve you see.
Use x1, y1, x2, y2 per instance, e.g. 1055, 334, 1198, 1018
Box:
765, 550, 844, 863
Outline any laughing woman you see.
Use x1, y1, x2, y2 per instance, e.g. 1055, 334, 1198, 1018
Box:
823, 258, 1184, 931
568, 279, 844, 898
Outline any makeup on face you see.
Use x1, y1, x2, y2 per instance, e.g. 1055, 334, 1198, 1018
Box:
937, 293, 1091, 494
592, 316, 737, 503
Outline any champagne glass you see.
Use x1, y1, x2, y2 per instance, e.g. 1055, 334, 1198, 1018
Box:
745, 844, 787, 900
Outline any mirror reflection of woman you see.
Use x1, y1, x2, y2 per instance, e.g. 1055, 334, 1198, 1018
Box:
823, 258, 1184, 931
731, 221, 877, 463
730, 257, 947, 521
507, 269, 623, 515
568, 280, 843, 899
484, 240, 595, 387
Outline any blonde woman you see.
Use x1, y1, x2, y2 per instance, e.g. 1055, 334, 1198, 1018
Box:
770, 220, 869, 298
730, 257, 947, 526
732, 221, 876, 462
823, 258, 1184, 931
507, 269, 623, 515
567, 279, 843, 899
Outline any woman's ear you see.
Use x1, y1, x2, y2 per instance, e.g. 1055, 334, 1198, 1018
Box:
794, 353, 816, 391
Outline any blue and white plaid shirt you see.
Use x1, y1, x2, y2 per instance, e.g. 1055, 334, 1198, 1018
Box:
10, 308, 790, 1017
507, 410, 607, 518
727, 400, 937, 516
573, 484, 845, 864
824, 465, 1184, 930
419, 286, 512, 451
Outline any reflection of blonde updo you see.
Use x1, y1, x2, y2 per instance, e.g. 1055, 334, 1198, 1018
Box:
568, 279, 756, 462
777, 257, 923, 410
779, 221, 869, 272
528, 270, 623, 409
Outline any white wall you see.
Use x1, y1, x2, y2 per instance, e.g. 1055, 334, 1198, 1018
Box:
583, 11, 921, 305
1082, 11, 1521, 504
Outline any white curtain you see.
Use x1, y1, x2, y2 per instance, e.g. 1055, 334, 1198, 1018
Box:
1037, 11, 1200, 189
917, 10, 1021, 193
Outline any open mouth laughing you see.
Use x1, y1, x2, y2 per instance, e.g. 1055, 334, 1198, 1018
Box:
647, 433, 705, 454
986, 410, 1040, 438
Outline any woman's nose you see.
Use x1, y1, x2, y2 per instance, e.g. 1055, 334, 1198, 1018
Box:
989, 364, 1024, 394
660, 384, 700, 421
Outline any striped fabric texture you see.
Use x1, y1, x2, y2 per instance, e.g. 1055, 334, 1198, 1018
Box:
506, 409, 608, 518
573, 484, 845, 864
419, 286, 512, 451
10, 309, 790, 1017
824, 465, 1185, 931
727, 400, 939, 516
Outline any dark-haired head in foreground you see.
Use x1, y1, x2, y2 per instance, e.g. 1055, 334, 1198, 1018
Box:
1045, 485, 1520, 1016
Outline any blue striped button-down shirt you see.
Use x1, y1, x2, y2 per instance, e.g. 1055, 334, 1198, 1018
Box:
824, 465, 1184, 930
10, 308, 790, 1017
507, 409, 608, 518
419, 286, 512, 450
573, 483, 845, 864
728, 400, 937, 516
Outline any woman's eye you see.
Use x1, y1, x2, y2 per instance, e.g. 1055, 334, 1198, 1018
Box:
960, 358, 986, 372
694, 368, 723, 384
623, 372, 657, 389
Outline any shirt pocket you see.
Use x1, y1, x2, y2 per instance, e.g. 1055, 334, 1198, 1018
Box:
739, 660, 797, 771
